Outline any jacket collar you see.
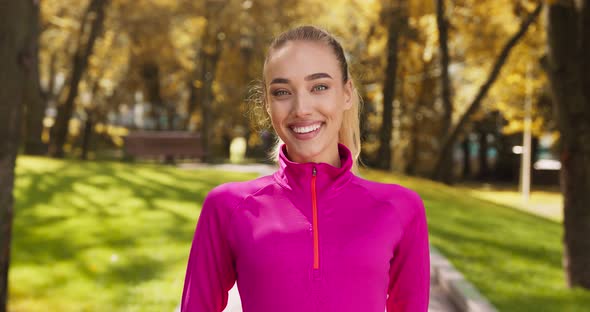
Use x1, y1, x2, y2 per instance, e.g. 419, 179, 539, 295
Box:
274, 143, 354, 195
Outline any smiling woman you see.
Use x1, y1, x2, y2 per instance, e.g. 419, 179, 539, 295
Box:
180, 25, 431, 312
264, 39, 353, 167
262, 28, 362, 172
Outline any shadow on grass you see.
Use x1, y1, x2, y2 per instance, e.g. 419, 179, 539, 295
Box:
11, 156, 257, 311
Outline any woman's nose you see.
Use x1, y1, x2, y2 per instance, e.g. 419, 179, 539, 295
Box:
293, 92, 313, 117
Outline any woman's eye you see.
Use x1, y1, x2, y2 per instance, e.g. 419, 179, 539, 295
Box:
272, 90, 290, 97
312, 85, 329, 92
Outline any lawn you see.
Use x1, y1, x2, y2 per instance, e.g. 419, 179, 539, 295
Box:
361, 169, 590, 312
457, 182, 563, 222
9, 156, 257, 312
8, 157, 590, 311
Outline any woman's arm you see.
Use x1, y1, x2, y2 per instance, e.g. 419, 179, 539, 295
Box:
386, 192, 430, 311
181, 188, 237, 312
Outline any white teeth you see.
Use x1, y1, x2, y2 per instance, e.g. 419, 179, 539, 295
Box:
292, 123, 321, 134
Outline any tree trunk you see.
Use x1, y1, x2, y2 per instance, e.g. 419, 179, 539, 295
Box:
199, 25, 223, 162
185, 74, 201, 130
359, 87, 378, 167
405, 109, 419, 176
141, 61, 165, 130
0, 1, 37, 311
50, 0, 109, 158
436, 0, 453, 137
546, 1, 590, 289
376, 2, 405, 170
23, 2, 46, 155
81, 108, 94, 160
432, 2, 542, 184
200, 48, 221, 162
531, 136, 539, 166
478, 129, 489, 180
462, 136, 471, 179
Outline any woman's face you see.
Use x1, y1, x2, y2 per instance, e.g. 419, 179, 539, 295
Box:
264, 40, 352, 165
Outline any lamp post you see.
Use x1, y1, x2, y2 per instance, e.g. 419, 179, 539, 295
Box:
520, 64, 533, 203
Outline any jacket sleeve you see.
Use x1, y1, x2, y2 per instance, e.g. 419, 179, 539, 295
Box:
386, 191, 430, 311
181, 187, 237, 312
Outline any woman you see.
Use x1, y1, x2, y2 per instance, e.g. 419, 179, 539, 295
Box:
181, 25, 430, 312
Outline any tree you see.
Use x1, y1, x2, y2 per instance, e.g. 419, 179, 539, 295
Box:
376, 0, 408, 170
184, 0, 305, 159
545, 0, 590, 289
49, 0, 110, 157
195, 0, 225, 161
22, 3, 46, 155
432, 1, 543, 183
405, 57, 436, 175
0, 2, 39, 310
436, 0, 452, 139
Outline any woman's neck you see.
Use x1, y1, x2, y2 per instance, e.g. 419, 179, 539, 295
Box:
286, 144, 341, 168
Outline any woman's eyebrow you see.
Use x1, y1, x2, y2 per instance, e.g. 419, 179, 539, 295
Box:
270, 73, 333, 85
270, 77, 290, 85
305, 72, 332, 81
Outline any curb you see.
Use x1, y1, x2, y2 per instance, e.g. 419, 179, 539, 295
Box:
430, 245, 498, 312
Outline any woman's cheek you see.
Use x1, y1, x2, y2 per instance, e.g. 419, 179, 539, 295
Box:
269, 105, 288, 131
273, 100, 292, 119
321, 95, 342, 117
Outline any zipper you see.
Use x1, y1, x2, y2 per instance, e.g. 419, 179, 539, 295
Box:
311, 167, 319, 270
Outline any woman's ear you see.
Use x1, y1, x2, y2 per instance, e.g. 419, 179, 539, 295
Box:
263, 84, 271, 114
343, 79, 353, 110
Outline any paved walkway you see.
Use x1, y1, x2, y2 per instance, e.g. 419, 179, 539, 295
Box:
178, 163, 458, 312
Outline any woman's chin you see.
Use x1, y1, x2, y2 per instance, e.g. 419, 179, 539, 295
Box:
285, 142, 325, 163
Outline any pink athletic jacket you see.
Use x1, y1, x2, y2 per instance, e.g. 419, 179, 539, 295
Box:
181, 143, 430, 312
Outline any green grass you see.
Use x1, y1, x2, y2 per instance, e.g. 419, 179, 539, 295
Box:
9, 156, 257, 312
9, 158, 590, 311
457, 182, 563, 222
361, 169, 590, 312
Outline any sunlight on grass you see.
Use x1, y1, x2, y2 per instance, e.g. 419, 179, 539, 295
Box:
458, 184, 563, 222
9, 156, 257, 312
360, 168, 590, 312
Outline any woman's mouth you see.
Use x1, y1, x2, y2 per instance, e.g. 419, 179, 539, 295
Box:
289, 122, 323, 140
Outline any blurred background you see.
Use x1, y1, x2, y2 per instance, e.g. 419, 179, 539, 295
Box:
1, 0, 589, 311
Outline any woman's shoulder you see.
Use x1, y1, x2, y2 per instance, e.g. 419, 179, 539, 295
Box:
351, 175, 424, 218
204, 174, 276, 209
352, 175, 421, 202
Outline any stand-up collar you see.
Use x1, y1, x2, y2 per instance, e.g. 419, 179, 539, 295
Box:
273, 143, 354, 195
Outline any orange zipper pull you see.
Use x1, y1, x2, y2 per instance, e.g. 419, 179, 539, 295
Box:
311, 166, 319, 270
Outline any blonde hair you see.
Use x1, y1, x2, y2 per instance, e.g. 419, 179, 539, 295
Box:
251, 25, 362, 173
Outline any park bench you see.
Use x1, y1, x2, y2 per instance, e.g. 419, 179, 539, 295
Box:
123, 131, 205, 162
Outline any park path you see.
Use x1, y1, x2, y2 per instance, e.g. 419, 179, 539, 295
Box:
177, 163, 458, 312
